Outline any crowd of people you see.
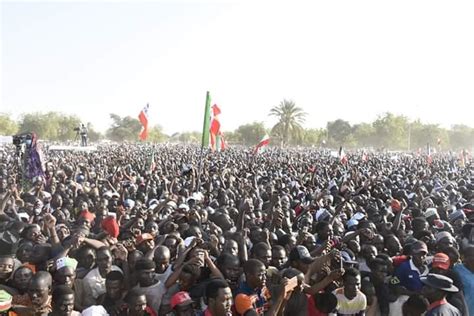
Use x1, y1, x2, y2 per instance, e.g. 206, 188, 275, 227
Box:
0, 143, 472, 316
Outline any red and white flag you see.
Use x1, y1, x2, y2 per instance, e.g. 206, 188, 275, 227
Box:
427, 144, 432, 165
339, 146, 348, 164
210, 104, 221, 151
138, 104, 149, 141
254, 134, 270, 154
361, 151, 368, 162
219, 132, 226, 151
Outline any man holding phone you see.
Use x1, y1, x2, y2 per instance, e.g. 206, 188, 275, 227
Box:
234, 259, 296, 316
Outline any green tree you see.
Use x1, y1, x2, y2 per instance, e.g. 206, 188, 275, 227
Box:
86, 123, 103, 142
235, 122, 267, 145
352, 123, 375, 148
0, 114, 18, 135
106, 114, 142, 142
449, 124, 474, 150
17, 112, 82, 141
55, 113, 82, 141
372, 113, 409, 149
147, 125, 169, 143
18, 113, 51, 139
222, 131, 241, 144
178, 132, 201, 143
269, 100, 306, 146
16, 111, 103, 142
409, 121, 447, 150
301, 128, 325, 146
327, 119, 352, 146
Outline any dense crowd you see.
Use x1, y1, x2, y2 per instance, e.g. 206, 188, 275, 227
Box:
0, 143, 472, 316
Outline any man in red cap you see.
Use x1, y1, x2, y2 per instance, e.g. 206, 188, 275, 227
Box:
101, 216, 119, 239
136, 234, 155, 254
170, 291, 194, 316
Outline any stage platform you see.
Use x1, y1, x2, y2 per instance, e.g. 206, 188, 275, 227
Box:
48, 145, 97, 152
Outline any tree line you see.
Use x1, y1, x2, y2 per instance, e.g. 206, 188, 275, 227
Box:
1, 102, 473, 150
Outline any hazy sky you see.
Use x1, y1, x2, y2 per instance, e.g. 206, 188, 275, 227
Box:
1, 0, 474, 134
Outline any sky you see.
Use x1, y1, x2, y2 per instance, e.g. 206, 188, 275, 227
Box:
1, 0, 474, 135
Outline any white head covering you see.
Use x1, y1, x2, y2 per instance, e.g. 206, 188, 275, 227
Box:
81, 305, 109, 316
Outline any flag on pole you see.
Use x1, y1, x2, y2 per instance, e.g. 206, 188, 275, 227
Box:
219, 132, 226, 151
361, 151, 368, 162
138, 104, 149, 141
149, 151, 156, 172
212, 104, 221, 116
254, 134, 270, 154
427, 143, 432, 165
339, 146, 348, 164
210, 104, 221, 151
460, 150, 469, 168
215, 133, 221, 152
201, 92, 211, 148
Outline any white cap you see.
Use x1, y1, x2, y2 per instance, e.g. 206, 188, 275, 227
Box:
81, 305, 110, 316
184, 236, 196, 247
178, 204, 190, 211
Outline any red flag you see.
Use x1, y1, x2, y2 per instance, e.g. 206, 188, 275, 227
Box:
254, 135, 270, 154
138, 104, 149, 141
210, 104, 221, 151
210, 118, 221, 135
339, 146, 348, 164
212, 104, 221, 116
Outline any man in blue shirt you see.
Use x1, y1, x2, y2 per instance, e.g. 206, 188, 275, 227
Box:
453, 246, 474, 315
394, 240, 429, 293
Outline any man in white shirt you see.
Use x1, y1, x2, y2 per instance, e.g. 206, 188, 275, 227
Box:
82, 247, 122, 307
333, 267, 367, 316
134, 258, 166, 313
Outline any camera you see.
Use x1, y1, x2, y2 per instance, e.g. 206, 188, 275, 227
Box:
73, 127, 80, 132
12, 133, 32, 147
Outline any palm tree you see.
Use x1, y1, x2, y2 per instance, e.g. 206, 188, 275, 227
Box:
269, 99, 307, 146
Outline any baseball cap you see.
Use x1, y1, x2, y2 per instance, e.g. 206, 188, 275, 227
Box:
352, 212, 366, 221
347, 219, 359, 230
448, 209, 466, 222
136, 233, 154, 245
289, 245, 314, 264
410, 240, 428, 255
171, 291, 193, 309
391, 199, 402, 212
124, 199, 135, 209
101, 216, 120, 238
56, 257, 78, 271
435, 231, 453, 243
424, 208, 439, 219
432, 253, 450, 270
341, 251, 358, 265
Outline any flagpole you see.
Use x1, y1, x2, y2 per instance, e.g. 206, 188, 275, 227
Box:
196, 91, 211, 192
196, 147, 204, 192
